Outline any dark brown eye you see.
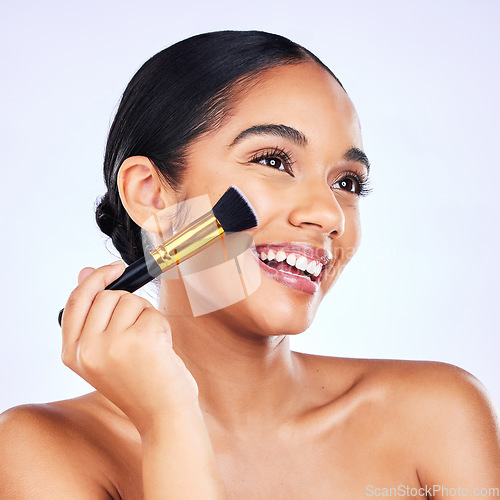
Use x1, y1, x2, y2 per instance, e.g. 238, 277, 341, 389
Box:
333, 177, 358, 193
331, 169, 372, 197
250, 147, 294, 175
258, 157, 285, 171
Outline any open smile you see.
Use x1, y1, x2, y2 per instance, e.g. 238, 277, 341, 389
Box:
252, 243, 332, 294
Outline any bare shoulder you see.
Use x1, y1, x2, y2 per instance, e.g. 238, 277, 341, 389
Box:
370, 359, 500, 489
378, 359, 500, 484
299, 351, 498, 418
320, 354, 499, 436
350, 357, 499, 431
0, 393, 132, 499
299, 353, 500, 489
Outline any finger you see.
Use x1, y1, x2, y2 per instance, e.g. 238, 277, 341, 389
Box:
62, 261, 126, 349
105, 294, 156, 335
78, 267, 96, 285
80, 289, 129, 338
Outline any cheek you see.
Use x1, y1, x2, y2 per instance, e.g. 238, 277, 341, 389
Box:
250, 185, 282, 221
230, 175, 289, 226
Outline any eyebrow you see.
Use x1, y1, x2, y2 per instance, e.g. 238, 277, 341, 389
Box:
343, 147, 371, 173
228, 124, 308, 148
228, 123, 370, 172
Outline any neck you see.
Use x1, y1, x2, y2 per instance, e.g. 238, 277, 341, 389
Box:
159, 284, 306, 434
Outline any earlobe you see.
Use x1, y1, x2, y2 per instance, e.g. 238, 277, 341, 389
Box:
117, 156, 176, 236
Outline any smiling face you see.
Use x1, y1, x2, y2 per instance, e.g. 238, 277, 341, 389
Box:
160, 61, 370, 336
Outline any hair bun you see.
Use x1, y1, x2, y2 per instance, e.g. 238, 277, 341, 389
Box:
95, 193, 116, 238
95, 193, 143, 264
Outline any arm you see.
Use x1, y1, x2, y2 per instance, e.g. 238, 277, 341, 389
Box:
5, 262, 226, 499
65, 263, 227, 499
141, 406, 226, 500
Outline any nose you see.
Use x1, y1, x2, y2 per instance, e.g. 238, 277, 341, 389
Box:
287, 182, 345, 237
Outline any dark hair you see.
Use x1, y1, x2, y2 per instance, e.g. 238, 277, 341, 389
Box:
95, 30, 343, 264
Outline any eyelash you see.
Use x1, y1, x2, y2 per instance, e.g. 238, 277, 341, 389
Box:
250, 147, 295, 173
250, 148, 373, 197
334, 169, 373, 197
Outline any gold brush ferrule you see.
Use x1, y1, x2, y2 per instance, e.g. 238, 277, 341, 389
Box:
149, 211, 224, 273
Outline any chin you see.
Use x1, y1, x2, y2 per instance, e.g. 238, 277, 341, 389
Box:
215, 281, 322, 337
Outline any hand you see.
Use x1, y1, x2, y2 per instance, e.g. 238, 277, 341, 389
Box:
60, 261, 199, 434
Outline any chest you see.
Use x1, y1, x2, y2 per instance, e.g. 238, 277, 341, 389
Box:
212, 428, 422, 499
107, 421, 422, 500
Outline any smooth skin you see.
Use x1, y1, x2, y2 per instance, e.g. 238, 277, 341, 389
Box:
1, 62, 499, 499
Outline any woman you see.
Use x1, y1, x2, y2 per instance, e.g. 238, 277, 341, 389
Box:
1, 31, 498, 499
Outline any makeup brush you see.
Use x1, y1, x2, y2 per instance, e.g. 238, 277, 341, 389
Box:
58, 186, 258, 326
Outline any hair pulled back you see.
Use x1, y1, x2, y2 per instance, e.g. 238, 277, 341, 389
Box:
95, 30, 342, 264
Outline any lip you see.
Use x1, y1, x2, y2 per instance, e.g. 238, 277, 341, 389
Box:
251, 241, 333, 295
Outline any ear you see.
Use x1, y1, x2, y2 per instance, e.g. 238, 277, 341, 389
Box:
117, 156, 177, 238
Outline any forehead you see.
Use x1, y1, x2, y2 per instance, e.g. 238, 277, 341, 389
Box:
222, 62, 362, 149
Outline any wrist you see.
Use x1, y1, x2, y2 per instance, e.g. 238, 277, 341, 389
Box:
140, 403, 226, 500
136, 401, 204, 438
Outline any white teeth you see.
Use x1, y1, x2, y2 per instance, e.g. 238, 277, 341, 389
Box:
295, 256, 308, 271
306, 260, 317, 274
313, 263, 322, 277
258, 249, 326, 280
276, 250, 286, 262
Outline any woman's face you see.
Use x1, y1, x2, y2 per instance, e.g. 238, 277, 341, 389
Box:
165, 61, 369, 336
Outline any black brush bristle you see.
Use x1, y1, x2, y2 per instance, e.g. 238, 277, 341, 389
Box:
212, 186, 259, 233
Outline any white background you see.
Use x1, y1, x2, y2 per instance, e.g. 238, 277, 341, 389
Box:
1, 0, 498, 413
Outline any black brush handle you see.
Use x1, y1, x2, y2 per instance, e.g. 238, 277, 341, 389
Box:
58, 254, 162, 326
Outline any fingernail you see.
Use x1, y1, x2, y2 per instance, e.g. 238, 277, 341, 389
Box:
110, 260, 123, 266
